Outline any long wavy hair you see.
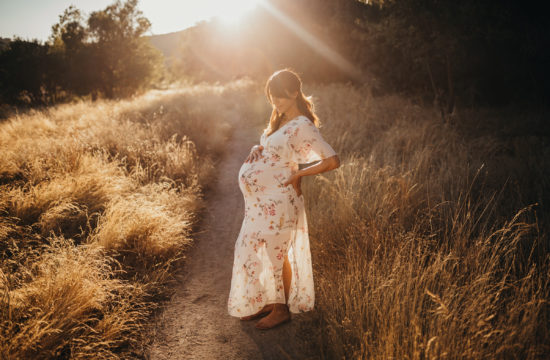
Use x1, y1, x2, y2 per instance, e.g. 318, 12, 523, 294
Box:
264, 68, 320, 136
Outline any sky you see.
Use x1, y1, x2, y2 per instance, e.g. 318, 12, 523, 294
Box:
0, 0, 261, 41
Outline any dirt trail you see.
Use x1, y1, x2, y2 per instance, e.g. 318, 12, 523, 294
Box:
146, 118, 320, 360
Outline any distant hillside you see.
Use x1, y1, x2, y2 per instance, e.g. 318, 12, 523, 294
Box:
147, 28, 192, 60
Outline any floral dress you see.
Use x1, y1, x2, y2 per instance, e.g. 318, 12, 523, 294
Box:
227, 115, 337, 317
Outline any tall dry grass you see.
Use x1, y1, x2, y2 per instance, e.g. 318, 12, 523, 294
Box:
0, 79, 258, 359
2, 77, 547, 358
299, 83, 549, 359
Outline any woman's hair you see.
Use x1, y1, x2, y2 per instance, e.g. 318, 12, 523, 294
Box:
264, 68, 320, 136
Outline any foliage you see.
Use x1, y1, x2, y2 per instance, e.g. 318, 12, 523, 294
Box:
349, 0, 550, 110
0, 0, 164, 106
0, 39, 55, 104
86, 0, 163, 97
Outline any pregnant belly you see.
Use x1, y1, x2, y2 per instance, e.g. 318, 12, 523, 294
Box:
238, 158, 291, 196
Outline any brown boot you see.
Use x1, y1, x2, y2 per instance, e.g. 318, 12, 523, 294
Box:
240, 304, 274, 321
255, 303, 291, 330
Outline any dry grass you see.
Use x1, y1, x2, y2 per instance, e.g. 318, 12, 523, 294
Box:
299, 83, 550, 359
0, 79, 258, 359
2, 77, 547, 359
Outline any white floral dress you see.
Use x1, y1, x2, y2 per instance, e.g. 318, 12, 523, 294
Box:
227, 115, 337, 317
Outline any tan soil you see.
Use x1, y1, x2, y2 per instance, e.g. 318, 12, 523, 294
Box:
146, 119, 322, 360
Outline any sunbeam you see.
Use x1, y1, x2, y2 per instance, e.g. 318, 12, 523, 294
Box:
258, 1, 364, 80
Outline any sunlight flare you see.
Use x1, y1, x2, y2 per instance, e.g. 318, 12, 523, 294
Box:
258, 1, 363, 80
213, 0, 265, 25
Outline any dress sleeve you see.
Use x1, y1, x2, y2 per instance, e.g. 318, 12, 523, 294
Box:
260, 130, 267, 147
288, 118, 337, 164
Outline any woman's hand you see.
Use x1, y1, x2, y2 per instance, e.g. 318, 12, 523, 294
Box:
282, 155, 340, 196
245, 145, 264, 163
283, 172, 302, 197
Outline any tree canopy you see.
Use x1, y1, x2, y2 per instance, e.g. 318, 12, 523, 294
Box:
0, 0, 163, 105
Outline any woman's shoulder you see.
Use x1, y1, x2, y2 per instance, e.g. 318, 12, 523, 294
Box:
295, 116, 319, 132
295, 115, 315, 127
286, 116, 318, 142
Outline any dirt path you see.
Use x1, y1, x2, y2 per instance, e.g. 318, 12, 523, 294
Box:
146, 119, 320, 360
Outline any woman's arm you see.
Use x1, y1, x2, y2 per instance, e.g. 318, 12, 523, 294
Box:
297, 155, 340, 177
283, 155, 340, 195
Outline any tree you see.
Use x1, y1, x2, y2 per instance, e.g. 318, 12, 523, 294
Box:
0, 39, 53, 104
49, 6, 90, 96
0, 0, 163, 105
87, 0, 163, 98
350, 0, 550, 109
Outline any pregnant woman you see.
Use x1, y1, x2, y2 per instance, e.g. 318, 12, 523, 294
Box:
227, 68, 340, 330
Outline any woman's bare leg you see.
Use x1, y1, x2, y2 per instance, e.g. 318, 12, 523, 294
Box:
255, 254, 292, 329
242, 255, 291, 321
282, 254, 291, 303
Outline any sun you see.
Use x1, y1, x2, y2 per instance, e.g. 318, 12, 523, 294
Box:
212, 0, 264, 25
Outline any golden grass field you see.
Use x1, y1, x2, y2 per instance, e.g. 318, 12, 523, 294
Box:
0, 80, 256, 359
1, 79, 548, 359
303, 83, 549, 359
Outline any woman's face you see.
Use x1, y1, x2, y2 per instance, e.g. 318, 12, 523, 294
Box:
270, 90, 298, 115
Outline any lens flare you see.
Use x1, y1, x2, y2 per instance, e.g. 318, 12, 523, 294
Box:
213, 0, 264, 26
